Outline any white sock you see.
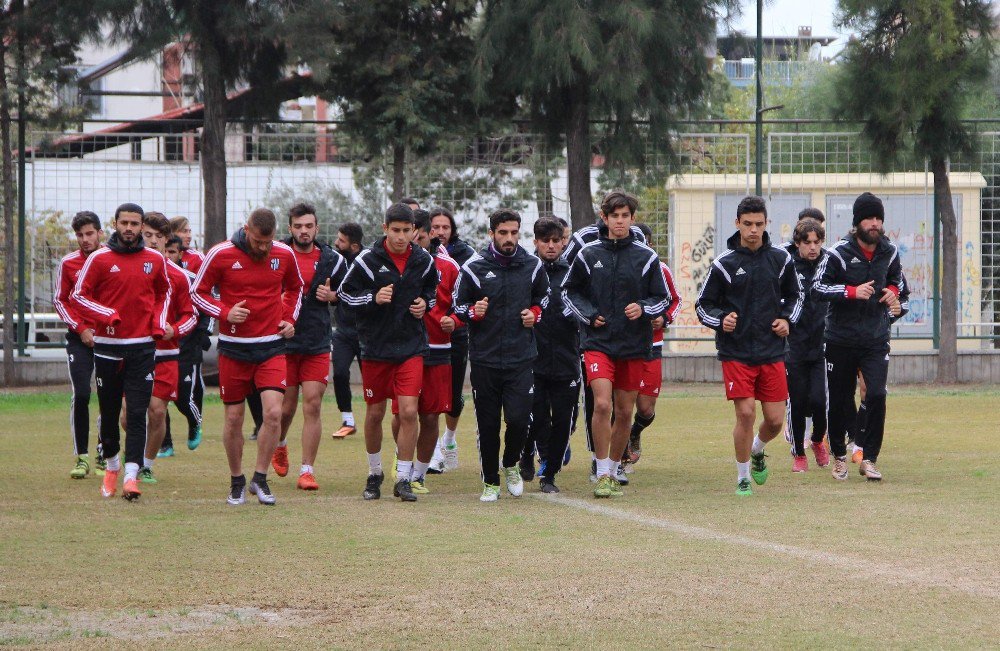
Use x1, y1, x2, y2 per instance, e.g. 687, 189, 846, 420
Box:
277, 440, 287, 448
124, 462, 140, 481
143, 456, 155, 469
751, 435, 766, 455
105, 455, 121, 472
851, 443, 861, 453
413, 461, 429, 480
342, 412, 355, 427
367, 452, 382, 475
443, 428, 457, 447
596, 457, 611, 478
300, 464, 313, 476
396, 460, 413, 481
737, 461, 751, 481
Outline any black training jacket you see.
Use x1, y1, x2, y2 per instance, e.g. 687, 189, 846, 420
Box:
784, 244, 827, 364
444, 237, 476, 344
337, 237, 437, 362
812, 234, 908, 349
332, 248, 360, 338
696, 231, 804, 365
283, 238, 347, 356
453, 245, 550, 370
533, 257, 580, 379
562, 220, 646, 263
562, 227, 670, 360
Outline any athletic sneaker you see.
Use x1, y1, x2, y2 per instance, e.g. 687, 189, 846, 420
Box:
860, 460, 882, 481
363, 472, 384, 500
736, 478, 753, 496
391, 451, 398, 481
393, 479, 417, 502
832, 456, 848, 481
228, 479, 246, 505
122, 478, 141, 501
249, 478, 276, 505
589, 459, 598, 483
297, 472, 319, 491
629, 431, 642, 463
614, 466, 630, 486
539, 478, 560, 494
480, 483, 501, 502
271, 445, 289, 477
811, 440, 830, 468
594, 475, 613, 498
187, 427, 202, 451
410, 476, 430, 495
428, 445, 446, 474
70, 455, 90, 479
503, 466, 524, 497
249, 425, 259, 441
536, 459, 548, 479
156, 445, 174, 458
792, 455, 808, 473
851, 448, 864, 464
101, 470, 119, 498
330, 422, 356, 439
139, 467, 158, 484
750, 452, 769, 485
94, 455, 107, 477
443, 443, 459, 471
608, 477, 624, 497
518, 456, 535, 482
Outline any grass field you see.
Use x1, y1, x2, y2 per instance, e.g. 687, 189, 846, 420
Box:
1, 384, 998, 649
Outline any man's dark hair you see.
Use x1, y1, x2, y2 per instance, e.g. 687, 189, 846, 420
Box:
114, 202, 144, 221
288, 202, 317, 225
533, 217, 563, 240
385, 202, 415, 225
166, 235, 183, 249
489, 208, 521, 231
71, 211, 101, 233
793, 218, 826, 244
600, 190, 639, 217
413, 208, 431, 232
169, 215, 189, 234
247, 208, 277, 235
798, 207, 825, 223
636, 222, 653, 242
339, 222, 363, 247
400, 197, 419, 208
143, 211, 171, 237
736, 195, 768, 219
556, 217, 569, 229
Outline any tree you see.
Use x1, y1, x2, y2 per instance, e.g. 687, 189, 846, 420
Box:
834, 0, 995, 382
286, 0, 486, 202
473, 0, 732, 231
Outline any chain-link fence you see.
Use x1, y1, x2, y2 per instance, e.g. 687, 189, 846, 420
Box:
6, 120, 1000, 350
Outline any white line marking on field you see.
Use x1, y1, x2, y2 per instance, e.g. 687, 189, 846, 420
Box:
528, 493, 998, 599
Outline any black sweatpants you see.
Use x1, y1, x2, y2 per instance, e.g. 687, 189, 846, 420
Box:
826, 342, 889, 462
331, 329, 361, 413
786, 357, 827, 456
448, 334, 469, 419
527, 373, 579, 478
164, 359, 204, 448
94, 345, 155, 466
65, 333, 95, 456
470, 362, 534, 486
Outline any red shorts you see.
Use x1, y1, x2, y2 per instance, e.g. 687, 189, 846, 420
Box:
152, 359, 179, 402
392, 363, 451, 415
361, 356, 423, 405
722, 360, 788, 402
583, 351, 645, 392
639, 353, 662, 397
219, 353, 286, 404
285, 352, 330, 386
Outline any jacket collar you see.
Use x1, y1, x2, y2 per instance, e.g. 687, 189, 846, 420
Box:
726, 230, 772, 254
106, 231, 145, 254
597, 222, 636, 249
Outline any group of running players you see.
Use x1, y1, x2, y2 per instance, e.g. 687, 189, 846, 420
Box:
54, 188, 905, 502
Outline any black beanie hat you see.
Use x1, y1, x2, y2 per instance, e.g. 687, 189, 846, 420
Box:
853, 192, 884, 227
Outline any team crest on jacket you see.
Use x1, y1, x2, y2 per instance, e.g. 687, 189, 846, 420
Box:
270, 258, 280, 270
143, 262, 153, 274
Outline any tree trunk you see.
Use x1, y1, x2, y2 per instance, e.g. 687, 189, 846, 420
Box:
199, 40, 228, 247
1, 40, 16, 386
932, 157, 958, 383
565, 77, 595, 232
391, 141, 405, 203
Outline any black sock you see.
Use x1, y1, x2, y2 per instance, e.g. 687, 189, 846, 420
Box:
231, 474, 246, 487
632, 412, 655, 437
252, 471, 267, 484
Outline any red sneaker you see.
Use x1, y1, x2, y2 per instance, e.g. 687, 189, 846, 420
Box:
297, 472, 319, 491
272, 445, 289, 477
101, 469, 119, 498
811, 441, 830, 468
792, 455, 808, 473
123, 478, 142, 501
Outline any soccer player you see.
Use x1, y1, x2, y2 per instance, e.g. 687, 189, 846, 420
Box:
53, 211, 105, 479
428, 206, 476, 471
453, 208, 549, 502
274, 203, 346, 491
330, 222, 365, 438
192, 208, 304, 506
813, 192, 906, 481
784, 218, 831, 472
71, 203, 170, 501
170, 215, 205, 274
338, 203, 437, 502
563, 191, 671, 498
522, 217, 578, 493
695, 195, 803, 496
138, 212, 197, 484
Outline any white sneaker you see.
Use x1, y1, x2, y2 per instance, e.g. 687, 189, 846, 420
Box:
480, 483, 500, 502
614, 466, 630, 486
429, 445, 446, 473
443, 443, 459, 471
502, 466, 523, 497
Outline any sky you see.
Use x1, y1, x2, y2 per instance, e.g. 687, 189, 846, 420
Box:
723, 0, 852, 56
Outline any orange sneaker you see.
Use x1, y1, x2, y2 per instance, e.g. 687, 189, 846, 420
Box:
123, 478, 142, 501
851, 448, 864, 464
297, 472, 319, 491
330, 423, 356, 439
101, 470, 119, 498
272, 445, 289, 477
